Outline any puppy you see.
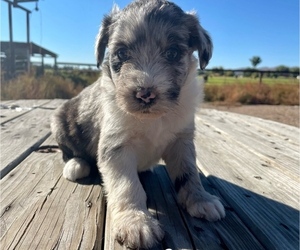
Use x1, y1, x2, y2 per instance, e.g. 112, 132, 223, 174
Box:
51, 0, 225, 248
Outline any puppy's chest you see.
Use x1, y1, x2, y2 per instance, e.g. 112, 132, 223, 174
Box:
132, 122, 176, 170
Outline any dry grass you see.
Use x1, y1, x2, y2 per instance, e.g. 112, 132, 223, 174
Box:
1, 73, 299, 106
204, 83, 299, 105
1, 73, 84, 100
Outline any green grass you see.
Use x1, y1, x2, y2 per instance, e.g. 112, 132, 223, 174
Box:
204, 76, 298, 85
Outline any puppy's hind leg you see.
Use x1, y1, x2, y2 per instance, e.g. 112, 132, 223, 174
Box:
162, 128, 225, 221
51, 106, 92, 182
63, 158, 91, 182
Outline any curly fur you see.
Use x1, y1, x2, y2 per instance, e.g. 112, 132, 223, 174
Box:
51, 0, 225, 248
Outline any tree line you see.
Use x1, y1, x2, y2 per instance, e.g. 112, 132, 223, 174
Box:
205, 56, 299, 78
205, 66, 299, 78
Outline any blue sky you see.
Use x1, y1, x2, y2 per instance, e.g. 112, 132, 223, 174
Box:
1, 0, 299, 69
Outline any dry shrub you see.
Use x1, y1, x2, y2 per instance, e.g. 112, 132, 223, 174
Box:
2, 74, 299, 106
1, 73, 84, 100
204, 83, 299, 105
268, 84, 299, 105
236, 84, 272, 104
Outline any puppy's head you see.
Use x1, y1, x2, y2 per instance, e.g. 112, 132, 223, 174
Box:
95, 0, 212, 118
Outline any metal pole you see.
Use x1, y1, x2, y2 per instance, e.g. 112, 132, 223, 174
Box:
26, 11, 30, 43
4, 0, 34, 76
8, 2, 15, 76
26, 11, 30, 72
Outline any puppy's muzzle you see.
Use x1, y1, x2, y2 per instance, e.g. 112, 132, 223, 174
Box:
135, 87, 156, 104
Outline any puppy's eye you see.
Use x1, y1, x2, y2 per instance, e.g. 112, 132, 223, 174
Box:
165, 48, 180, 62
116, 48, 129, 61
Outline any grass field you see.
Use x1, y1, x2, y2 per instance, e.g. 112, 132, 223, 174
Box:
204, 76, 299, 85
201, 76, 299, 105
1, 73, 299, 105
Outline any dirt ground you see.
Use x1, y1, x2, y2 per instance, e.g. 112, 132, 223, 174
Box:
202, 103, 299, 128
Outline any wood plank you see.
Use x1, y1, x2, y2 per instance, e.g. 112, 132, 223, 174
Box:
105, 166, 264, 250
198, 109, 299, 182
0, 100, 15, 104
0, 136, 106, 250
142, 168, 200, 250
196, 111, 299, 207
1, 99, 52, 108
104, 167, 196, 250
1, 100, 298, 249
197, 125, 299, 209
195, 110, 299, 249
104, 208, 131, 250
202, 108, 299, 140
223, 110, 299, 140
0, 109, 32, 125
201, 109, 299, 151
0, 100, 52, 124
0, 100, 65, 178
0, 99, 66, 125
154, 167, 264, 250
38, 99, 66, 110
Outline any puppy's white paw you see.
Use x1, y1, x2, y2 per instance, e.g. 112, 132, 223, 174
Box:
186, 192, 226, 221
63, 158, 90, 181
113, 210, 164, 249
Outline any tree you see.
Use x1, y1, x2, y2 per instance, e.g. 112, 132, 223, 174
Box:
276, 65, 289, 72
249, 56, 262, 68
211, 66, 224, 76
276, 65, 290, 77
289, 67, 300, 77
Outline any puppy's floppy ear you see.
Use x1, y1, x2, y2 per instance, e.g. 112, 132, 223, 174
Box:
185, 12, 213, 70
95, 5, 120, 68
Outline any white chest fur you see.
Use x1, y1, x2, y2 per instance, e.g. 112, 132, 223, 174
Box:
126, 79, 201, 170
100, 72, 202, 171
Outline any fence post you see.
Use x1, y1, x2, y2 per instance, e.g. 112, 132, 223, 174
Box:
259, 71, 263, 84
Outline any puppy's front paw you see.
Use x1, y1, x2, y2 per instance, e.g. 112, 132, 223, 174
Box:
113, 210, 164, 249
185, 191, 225, 221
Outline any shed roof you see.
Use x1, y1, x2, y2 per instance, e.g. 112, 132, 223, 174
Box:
0, 41, 58, 58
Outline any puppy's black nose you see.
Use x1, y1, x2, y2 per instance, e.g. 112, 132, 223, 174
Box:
135, 87, 156, 103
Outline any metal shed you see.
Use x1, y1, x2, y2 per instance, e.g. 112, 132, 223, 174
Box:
1, 41, 58, 77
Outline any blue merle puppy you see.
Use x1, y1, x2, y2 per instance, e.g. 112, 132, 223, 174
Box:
51, 0, 225, 248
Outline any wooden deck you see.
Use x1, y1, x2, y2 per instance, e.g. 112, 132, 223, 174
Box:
0, 99, 299, 250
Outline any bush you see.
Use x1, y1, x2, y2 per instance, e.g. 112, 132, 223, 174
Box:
58, 70, 99, 88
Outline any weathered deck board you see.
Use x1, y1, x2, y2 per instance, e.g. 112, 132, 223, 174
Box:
0, 100, 299, 250
151, 167, 264, 250
0, 99, 65, 178
195, 109, 299, 249
0, 100, 52, 124
0, 136, 106, 250
197, 110, 299, 172
232, 111, 299, 141
196, 110, 299, 207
